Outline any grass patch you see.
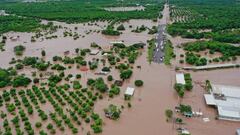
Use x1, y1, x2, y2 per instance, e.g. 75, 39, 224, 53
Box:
147, 38, 155, 63
164, 40, 174, 65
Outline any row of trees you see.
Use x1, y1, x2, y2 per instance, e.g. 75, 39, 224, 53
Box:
0, 1, 163, 23
168, 0, 240, 43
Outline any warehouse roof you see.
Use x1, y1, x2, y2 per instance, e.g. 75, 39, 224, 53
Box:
176, 73, 185, 85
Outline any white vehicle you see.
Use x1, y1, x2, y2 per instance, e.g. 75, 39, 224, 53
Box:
161, 46, 164, 50
157, 49, 159, 52
155, 43, 158, 48
160, 41, 163, 46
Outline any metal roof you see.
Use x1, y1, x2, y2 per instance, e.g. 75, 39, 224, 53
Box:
176, 73, 185, 85
205, 84, 240, 121
125, 87, 135, 96
204, 94, 216, 105
212, 84, 240, 98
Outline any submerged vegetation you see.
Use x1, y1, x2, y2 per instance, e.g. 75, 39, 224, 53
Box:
182, 41, 240, 66
0, 36, 144, 134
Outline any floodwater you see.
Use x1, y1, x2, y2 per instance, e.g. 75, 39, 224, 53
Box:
0, 3, 240, 135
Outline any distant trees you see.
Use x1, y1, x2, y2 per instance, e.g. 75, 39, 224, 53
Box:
168, 2, 240, 44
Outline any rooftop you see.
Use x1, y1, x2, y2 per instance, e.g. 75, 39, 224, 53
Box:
125, 87, 135, 96
204, 84, 240, 121
176, 73, 185, 85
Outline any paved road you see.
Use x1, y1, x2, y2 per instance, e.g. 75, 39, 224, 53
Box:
153, 4, 169, 64
153, 24, 166, 63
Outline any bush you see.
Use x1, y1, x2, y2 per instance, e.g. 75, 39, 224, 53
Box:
41, 50, 46, 57
107, 75, 113, 81
12, 75, 31, 87
104, 104, 121, 120
165, 109, 173, 119
120, 69, 133, 80
35, 122, 42, 128
117, 24, 125, 31
135, 80, 144, 87
102, 67, 110, 72
95, 78, 108, 92
14, 45, 25, 56
33, 78, 39, 84
73, 81, 82, 90
47, 123, 53, 130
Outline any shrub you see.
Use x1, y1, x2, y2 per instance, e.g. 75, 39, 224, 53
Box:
14, 45, 25, 56
135, 80, 144, 87
120, 69, 133, 80
47, 123, 53, 130
117, 24, 125, 31
12, 75, 31, 87
35, 122, 42, 128
41, 50, 46, 57
107, 75, 113, 81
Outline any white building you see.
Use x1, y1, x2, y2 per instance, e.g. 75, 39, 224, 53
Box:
176, 73, 185, 85
204, 84, 240, 121
0, 10, 6, 16
125, 87, 135, 96
90, 50, 100, 55
237, 129, 240, 135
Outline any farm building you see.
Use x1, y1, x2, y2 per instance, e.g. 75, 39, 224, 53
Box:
125, 87, 135, 96
175, 73, 185, 85
0, 10, 6, 16
237, 129, 240, 135
204, 84, 240, 121
90, 50, 100, 55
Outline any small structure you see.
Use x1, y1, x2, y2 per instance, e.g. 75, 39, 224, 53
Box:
114, 80, 123, 86
181, 129, 190, 135
90, 50, 100, 55
10, 36, 19, 41
183, 112, 192, 118
237, 129, 240, 135
110, 41, 123, 44
204, 84, 240, 121
0, 10, 6, 16
64, 51, 70, 55
183, 63, 239, 70
176, 73, 185, 85
94, 71, 109, 76
125, 87, 135, 96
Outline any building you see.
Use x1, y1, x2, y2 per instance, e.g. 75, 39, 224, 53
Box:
183, 63, 239, 70
90, 50, 100, 55
176, 73, 185, 85
204, 84, 240, 121
237, 129, 240, 135
125, 87, 135, 96
0, 10, 6, 16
